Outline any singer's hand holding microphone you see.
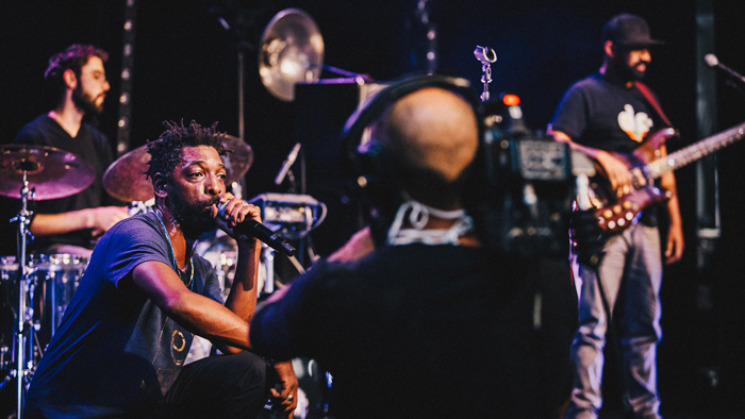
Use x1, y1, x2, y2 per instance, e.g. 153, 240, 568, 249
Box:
214, 195, 296, 256
214, 195, 260, 236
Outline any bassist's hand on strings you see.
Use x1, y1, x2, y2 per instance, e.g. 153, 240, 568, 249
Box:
549, 128, 644, 198
595, 150, 635, 197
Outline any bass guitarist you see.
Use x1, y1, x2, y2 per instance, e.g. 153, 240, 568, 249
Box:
548, 13, 684, 418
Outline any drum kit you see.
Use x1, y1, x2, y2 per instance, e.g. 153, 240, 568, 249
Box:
0, 131, 329, 414
0, 144, 98, 416
0, 8, 338, 418
0, 140, 328, 418
0, 136, 255, 415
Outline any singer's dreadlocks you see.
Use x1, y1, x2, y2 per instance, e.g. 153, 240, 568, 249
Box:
146, 119, 226, 181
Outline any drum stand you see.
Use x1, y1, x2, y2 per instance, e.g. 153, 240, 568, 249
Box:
249, 192, 328, 297
5, 171, 38, 419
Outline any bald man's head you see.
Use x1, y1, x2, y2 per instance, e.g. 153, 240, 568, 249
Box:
376, 87, 480, 209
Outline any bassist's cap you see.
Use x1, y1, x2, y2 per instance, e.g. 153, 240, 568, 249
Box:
603, 14, 664, 49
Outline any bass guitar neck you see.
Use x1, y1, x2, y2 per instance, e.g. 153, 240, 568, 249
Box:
593, 121, 745, 233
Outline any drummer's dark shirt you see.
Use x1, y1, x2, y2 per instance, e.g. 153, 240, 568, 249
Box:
13, 115, 119, 251
24, 212, 223, 417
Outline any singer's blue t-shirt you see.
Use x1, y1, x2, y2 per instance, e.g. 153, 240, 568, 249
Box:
25, 212, 223, 418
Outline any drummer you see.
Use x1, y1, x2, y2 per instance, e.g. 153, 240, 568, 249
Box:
12, 44, 129, 258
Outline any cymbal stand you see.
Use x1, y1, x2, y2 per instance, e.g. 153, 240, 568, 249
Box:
8, 170, 36, 419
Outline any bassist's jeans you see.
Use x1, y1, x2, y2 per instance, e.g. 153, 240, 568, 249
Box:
567, 223, 663, 419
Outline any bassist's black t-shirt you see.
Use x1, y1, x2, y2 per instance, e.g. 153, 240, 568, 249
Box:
550, 72, 667, 153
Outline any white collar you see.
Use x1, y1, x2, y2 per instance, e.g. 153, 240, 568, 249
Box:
386, 199, 473, 246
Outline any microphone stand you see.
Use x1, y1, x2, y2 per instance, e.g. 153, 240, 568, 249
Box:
208, 5, 266, 194
479, 60, 492, 102
474, 45, 497, 102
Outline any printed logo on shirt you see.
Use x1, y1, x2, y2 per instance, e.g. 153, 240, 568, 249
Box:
171, 329, 189, 366
617, 104, 653, 143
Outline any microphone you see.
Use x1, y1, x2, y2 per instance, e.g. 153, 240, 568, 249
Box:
704, 54, 745, 85
473, 45, 497, 65
217, 201, 296, 256
274, 142, 302, 185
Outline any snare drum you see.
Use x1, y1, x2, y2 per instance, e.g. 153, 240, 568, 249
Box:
30, 253, 88, 339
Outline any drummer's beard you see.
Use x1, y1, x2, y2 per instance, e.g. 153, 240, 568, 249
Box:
72, 84, 105, 115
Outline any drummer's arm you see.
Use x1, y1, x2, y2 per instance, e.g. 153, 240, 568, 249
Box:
30, 206, 130, 237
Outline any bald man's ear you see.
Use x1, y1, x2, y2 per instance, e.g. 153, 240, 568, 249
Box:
603, 40, 616, 59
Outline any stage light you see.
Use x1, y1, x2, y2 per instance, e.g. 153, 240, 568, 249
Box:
502, 93, 520, 107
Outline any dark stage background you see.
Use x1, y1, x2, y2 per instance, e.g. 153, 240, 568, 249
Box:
1, 1, 744, 416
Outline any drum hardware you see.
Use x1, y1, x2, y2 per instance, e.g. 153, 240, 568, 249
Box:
0, 144, 94, 418
128, 198, 156, 216
102, 135, 253, 202
248, 193, 326, 295
248, 193, 327, 240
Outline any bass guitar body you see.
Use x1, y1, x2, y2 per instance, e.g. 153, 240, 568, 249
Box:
590, 127, 677, 233
587, 120, 745, 233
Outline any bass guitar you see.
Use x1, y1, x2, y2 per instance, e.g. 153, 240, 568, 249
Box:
590, 121, 745, 233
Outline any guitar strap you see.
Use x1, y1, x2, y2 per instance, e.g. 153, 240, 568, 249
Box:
634, 81, 674, 128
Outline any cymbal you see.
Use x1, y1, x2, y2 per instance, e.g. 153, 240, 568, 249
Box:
259, 8, 324, 101
102, 145, 152, 203
0, 144, 95, 200
222, 135, 254, 187
103, 135, 253, 203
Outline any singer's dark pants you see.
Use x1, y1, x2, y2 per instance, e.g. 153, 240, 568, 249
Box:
154, 351, 269, 419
